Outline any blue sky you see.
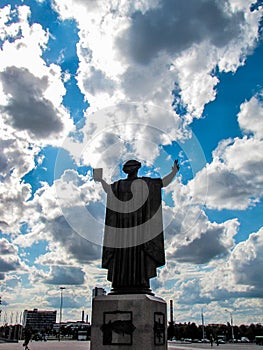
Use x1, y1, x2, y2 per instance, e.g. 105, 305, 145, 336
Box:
0, 0, 263, 326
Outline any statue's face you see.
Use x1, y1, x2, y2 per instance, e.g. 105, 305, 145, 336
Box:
123, 165, 139, 174
123, 160, 141, 174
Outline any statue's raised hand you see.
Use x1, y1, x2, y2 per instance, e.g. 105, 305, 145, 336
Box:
172, 159, 180, 173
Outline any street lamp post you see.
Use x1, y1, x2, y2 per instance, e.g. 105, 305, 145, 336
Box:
201, 309, 205, 340
0, 296, 2, 325
225, 309, 234, 342
59, 287, 66, 341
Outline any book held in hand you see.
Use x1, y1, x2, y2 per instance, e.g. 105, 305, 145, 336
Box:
93, 168, 103, 179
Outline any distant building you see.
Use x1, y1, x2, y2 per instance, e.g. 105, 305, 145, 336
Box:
23, 308, 57, 331
92, 287, 106, 298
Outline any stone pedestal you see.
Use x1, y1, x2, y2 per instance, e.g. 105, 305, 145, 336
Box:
91, 294, 167, 350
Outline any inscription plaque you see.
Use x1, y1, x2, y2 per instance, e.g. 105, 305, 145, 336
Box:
101, 310, 135, 345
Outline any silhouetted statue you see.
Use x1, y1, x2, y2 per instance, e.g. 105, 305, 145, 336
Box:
94, 159, 179, 294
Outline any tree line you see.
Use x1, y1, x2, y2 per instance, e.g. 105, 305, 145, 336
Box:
167, 321, 263, 341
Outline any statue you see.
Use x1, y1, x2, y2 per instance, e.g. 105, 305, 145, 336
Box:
94, 159, 179, 295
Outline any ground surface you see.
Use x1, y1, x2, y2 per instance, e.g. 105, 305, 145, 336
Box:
0, 340, 261, 350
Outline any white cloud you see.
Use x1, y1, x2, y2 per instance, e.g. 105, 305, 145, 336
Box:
1, 66, 65, 138
0, 238, 18, 255
169, 219, 238, 264
4, 275, 22, 290
0, 5, 74, 146
52, 0, 261, 122
154, 226, 263, 324
0, 178, 32, 235
1, 0, 262, 324
116, 0, 245, 65
172, 44, 219, 118
45, 266, 85, 285
0, 5, 48, 74
35, 249, 75, 267
238, 91, 263, 139
0, 4, 74, 234
0, 238, 26, 277
187, 136, 263, 210
0, 121, 38, 179
59, 102, 183, 183
14, 170, 103, 263
230, 227, 263, 293
163, 184, 239, 264
196, 226, 263, 304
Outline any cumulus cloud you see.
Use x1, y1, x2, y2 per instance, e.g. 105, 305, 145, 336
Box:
120, 54, 176, 104
193, 227, 263, 305
0, 131, 36, 233
51, 0, 261, 123
230, 228, 263, 292
238, 91, 263, 139
172, 221, 237, 264
4, 275, 22, 290
187, 136, 263, 210
0, 5, 73, 145
0, 6, 47, 74
158, 228, 263, 311
1, 0, 262, 324
177, 279, 211, 305
0, 238, 18, 255
45, 266, 85, 285
0, 178, 32, 234
0, 238, 25, 276
41, 214, 101, 263
14, 170, 103, 265
35, 249, 74, 267
46, 294, 83, 310
117, 0, 245, 64
0, 4, 74, 234
82, 67, 116, 96
164, 187, 239, 264
0, 67, 65, 138
61, 102, 182, 182
0, 121, 38, 177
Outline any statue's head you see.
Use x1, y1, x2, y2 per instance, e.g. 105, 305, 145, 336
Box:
123, 159, 141, 174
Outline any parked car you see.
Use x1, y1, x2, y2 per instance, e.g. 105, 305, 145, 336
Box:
201, 338, 210, 343
241, 337, 250, 343
32, 333, 42, 341
183, 338, 192, 343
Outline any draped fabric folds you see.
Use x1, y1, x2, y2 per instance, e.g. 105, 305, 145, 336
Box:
102, 177, 165, 293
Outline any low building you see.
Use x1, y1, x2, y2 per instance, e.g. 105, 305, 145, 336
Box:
23, 308, 57, 331
92, 287, 106, 298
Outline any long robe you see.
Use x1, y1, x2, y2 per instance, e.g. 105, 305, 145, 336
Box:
102, 177, 165, 292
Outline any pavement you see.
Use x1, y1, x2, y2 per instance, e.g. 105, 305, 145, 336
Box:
0, 340, 88, 350
168, 341, 260, 350
0, 340, 260, 350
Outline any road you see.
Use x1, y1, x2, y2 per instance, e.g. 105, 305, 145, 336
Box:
169, 341, 260, 350
0, 340, 261, 350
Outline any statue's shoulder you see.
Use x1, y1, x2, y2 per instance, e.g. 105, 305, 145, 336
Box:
111, 179, 126, 186
142, 176, 163, 187
142, 176, 161, 181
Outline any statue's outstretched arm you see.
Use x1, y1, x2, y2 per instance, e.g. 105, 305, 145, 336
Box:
99, 179, 110, 193
162, 159, 179, 187
93, 170, 110, 193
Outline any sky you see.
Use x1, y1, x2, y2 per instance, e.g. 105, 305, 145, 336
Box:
0, 0, 263, 327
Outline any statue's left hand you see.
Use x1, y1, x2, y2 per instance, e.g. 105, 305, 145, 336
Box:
161, 159, 180, 187
173, 159, 180, 172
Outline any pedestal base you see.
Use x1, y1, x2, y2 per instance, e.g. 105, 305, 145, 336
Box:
91, 294, 167, 350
